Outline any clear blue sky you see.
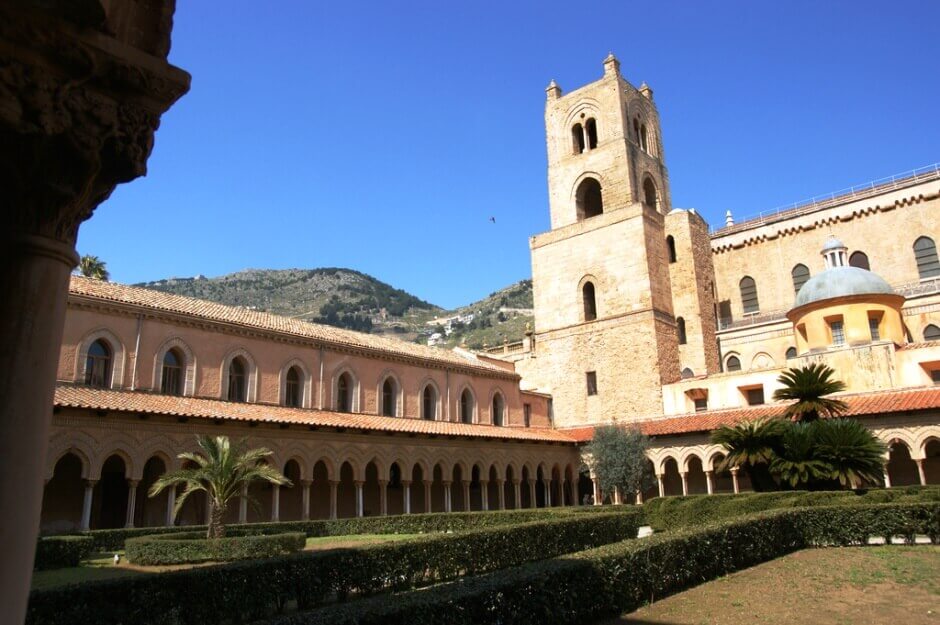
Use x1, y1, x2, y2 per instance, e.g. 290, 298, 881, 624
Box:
78, 0, 940, 309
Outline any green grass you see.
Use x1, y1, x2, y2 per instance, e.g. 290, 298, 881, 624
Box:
303, 533, 420, 549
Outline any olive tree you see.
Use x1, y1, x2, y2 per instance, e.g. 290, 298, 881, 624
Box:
583, 424, 652, 502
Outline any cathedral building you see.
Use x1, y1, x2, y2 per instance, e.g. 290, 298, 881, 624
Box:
39, 55, 940, 531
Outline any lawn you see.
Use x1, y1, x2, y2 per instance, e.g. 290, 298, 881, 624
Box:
609, 547, 939, 625
31, 533, 421, 590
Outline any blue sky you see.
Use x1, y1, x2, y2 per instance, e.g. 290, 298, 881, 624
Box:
78, 1, 940, 309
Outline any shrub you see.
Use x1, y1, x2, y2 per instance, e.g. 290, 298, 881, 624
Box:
34, 536, 94, 571
125, 531, 306, 565
27, 509, 641, 625
269, 503, 939, 625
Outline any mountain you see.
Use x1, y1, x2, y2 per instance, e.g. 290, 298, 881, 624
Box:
136, 268, 534, 349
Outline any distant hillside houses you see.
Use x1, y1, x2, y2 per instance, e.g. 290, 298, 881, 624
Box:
426, 313, 477, 335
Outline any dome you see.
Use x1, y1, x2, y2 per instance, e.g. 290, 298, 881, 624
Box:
821, 237, 846, 252
794, 266, 895, 308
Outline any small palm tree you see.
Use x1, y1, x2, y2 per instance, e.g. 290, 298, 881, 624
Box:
769, 422, 829, 488
772, 364, 848, 422
149, 436, 291, 539
810, 419, 887, 488
77, 254, 110, 281
711, 417, 786, 491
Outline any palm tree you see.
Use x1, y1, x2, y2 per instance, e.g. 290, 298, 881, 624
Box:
772, 364, 848, 422
769, 422, 829, 488
810, 419, 887, 488
149, 436, 292, 539
711, 417, 786, 491
77, 255, 110, 281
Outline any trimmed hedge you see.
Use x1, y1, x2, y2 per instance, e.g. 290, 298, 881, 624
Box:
27, 508, 642, 625
34, 536, 94, 571
71, 506, 613, 552
270, 502, 940, 625
643, 485, 940, 531
125, 531, 306, 565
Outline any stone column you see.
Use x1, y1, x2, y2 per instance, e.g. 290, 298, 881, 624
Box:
378, 480, 388, 516
657, 474, 665, 498
301, 480, 311, 520
497, 479, 506, 510
916, 459, 927, 486
125, 480, 139, 528
513, 479, 522, 509
543, 481, 551, 507
592, 476, 602, 505
480, 480, 489, 511
527, 479, 536, 508
462, 480, 471, 511
705, 471, 714, 495
239, 484, 248, 523
166, 486, 176, 526
423, 480, 432, 513
402, 480, 411, 514
80, 480, 96, 531
613, 486, 622, 505
443, 481, 452, 513
635, 491, 644, 505
883, 470, 892, 488
354, 481, 364, 517
680, 472, 689, 496
730, 468, 740, 494
0, 5, 190, 619
271, 485, 280, 522
329, 480, 339, 520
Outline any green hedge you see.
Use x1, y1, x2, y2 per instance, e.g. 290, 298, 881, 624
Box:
643, 485, 940, 531
27, 509, 642, 625
70, 506, 613, 552
125, 531, 306, 565
269, 502, 940, 625
33, 536, 94, 571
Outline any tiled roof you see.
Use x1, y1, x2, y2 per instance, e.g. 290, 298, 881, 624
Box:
68, 277, 514, 378
562, 386, 940, 442
54, 385, 576, 443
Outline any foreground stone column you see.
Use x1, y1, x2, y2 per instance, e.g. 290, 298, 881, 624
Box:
442, 481, 452, 513
730, 468, 740, 494
271, 485, 280, 522
513, 479, 522, 509
680, 471, 689, 496
497, 479, 506, 510
80, 480, 97, 531
239, 485, 248, 523
527, 479, 537, 508
125, 480, 139, 528
705, 470, 714, 495
480, 480, 489, 511
592, 477, 602, 505
378, 480, 388, 516
423, 480, 432, 513
166, 487, 176, 526
301, 480, 311, 520
656, 474, 665, 498
543, 481, 551, 507
462, 480, 471, 511
635, 491, 643, 505
354, 481, 364, 517
916, 459, 927, 486
401, 480, 411, 514
329, 480, 339, 520
613, 486, 622, 505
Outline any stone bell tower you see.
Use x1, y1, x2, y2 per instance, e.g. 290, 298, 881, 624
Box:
521, 54, 682, 427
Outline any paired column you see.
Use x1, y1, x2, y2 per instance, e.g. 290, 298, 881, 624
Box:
730, 468, 740, 494
354, 481, 364, 517
480, 480, 489, 511
80, 480, 96, 531
442, 481, 452, 513
378, 480, 388, 516
543, 481, 551, 507
527, 479, 537, 508
592, 476, 602, 506
423, 480, 433, 513
497, 479, 506, 510
462, 481, 471, 511
656, 474, 665, 498
329, 480, 339, 520
635, 490, 643, 505
271, 485, 280, 522
125, 480, 139, 528
166, 486, 176, 526
705, 470, 714, 495
916, 459, 927, 486
301, 480, 311, 520
680, 471, 689, 496
402, 480, 411, 514
513, 479, 522, 509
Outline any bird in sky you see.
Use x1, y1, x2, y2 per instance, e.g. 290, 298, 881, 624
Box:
489, 216, 496, 223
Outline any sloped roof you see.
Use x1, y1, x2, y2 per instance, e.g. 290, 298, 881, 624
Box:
562, 386, 940, 442
54, 385, 575, 443
68, 276, 514, 378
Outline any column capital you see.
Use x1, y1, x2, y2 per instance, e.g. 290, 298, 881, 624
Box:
400, 479, 412, 487
423, 479, 433, 487
441, 480, 452, 487
377, 479, 388, 487
353, 480, 364, 487
126, 479, 140, 488
704, 470, 713, 475
511, 478, 521, 485
479, 479, 489, 486
329, 479, 340, 487
84, 479, 98, 489
730, 467, 740, 475
300, 479, 313, 487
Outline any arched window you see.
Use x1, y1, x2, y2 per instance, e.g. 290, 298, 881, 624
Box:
633, 118, 641, 144
575, 178, 603, 220
914, 236, 940, 279
666, 235, 677, 263
791, 264, 810, 295
786, 346, 798, 359
642, 177, 657, 211
849, 251, 870, 271
640, 123, 649, 152
161, 349, 183, 396
571, 123, 584, 154
284, 366, 301, 408
585, 118, 598, 149
582, 281, 597, 322
681, 367, 694, 379
381, 378, 396, 417
422, 384, 437, 420
228, 357, 247, 402
492, 393, 505, 426
925, 324, 940, 341
85, 339, 112, 388
337, 373, 352, 412
460, 389, 474, 424
739, 276, 759, 314
725, 355, 741, 372
677, 317, 687, 345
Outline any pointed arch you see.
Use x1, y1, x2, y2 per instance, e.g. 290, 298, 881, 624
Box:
152, 337, 196, 396
458, 385, 477, 424
280, 358, 311, 408
376, 370, 403, 417
420, 379, 441, 421
331, 365, 359, 413
220, 347, 257, 402
76, 328, 126, 389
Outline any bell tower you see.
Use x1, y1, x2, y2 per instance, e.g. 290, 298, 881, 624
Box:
521, 54, 683, 426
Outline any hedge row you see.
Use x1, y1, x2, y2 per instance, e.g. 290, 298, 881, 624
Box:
125, 531, 306, 565
27, 508, 642, 625
33, 536, 94, 571
270, 502, 940, 625
642, 485, 940, 531
70, 506, 611, 552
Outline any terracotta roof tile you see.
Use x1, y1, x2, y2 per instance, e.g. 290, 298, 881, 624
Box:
68, 276, 515, 378
54, 384, 576, 443
562, 386, 940, 442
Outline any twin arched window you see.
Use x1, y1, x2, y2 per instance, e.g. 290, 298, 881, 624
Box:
571, 118, 598, 154
85, 339, 112, 388
791, 264, 810, 296
422, 384, 438, 420
161, 349, 183, 396
633, 117, 650, 153
582, 281, 597, 322
460, 389, 474, 424
227, 357, 247, 402
740, 276, 760, 314
915, 236, 940, 279
492, 393, 505, 426
575, 178, 603, 220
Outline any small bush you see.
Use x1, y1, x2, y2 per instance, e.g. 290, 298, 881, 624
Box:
34, 536, 94, 571
125, 531, 306, 565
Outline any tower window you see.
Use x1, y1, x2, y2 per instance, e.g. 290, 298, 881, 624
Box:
740, 276, 760, 314
586, 371, 598, 396
868, 313, 882, 341
666, 235, 677, 263
677, 317, 687, 345
791, 264, 810, 295
914, 236, 940, 279
633, 118, 641, 144
640, 123, 649, 153
725, 355, 741, 372
582, 281, 597, 322
585, 118, 598, 149
85, 339, 112, 388
576, 178, 603, 220
642, 177, 657, 211
924, 324, 940, 341
849, 251, 870, 271
571, 123, 585, 154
